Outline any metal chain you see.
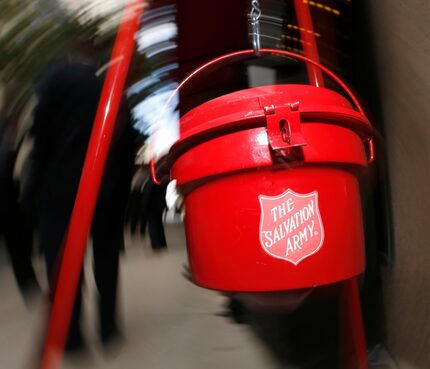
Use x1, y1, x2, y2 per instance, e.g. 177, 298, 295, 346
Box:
249, 0, 261, 52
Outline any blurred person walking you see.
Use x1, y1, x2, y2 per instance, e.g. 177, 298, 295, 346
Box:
139, 175, 168, 251
127, 166, 168, 251
26, 43, 137, 351
0, 120, 39, 300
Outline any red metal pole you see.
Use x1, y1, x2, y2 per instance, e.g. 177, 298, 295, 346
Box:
293, 0, 325, 87
340, 278, 369, 369
38, 1, 144, 368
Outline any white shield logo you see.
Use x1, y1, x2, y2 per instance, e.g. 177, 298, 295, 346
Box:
259, 189, 324, 266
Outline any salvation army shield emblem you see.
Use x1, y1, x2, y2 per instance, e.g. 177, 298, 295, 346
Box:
258, 189, 324, 266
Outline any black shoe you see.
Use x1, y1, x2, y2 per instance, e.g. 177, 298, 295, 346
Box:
101, 326, 124, 357
217, 298, 248, 324
19, 278, 42, 307
65, 330, 85, 353
101, 325, 123, 343
64, 336, 91, 365
151, 244, 167, 252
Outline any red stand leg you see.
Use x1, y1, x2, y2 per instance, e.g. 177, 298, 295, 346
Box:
293, 0, 325, 87
339, 277, 369, 369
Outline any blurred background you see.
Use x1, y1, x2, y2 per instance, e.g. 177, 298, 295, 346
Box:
0, 0, 429, 368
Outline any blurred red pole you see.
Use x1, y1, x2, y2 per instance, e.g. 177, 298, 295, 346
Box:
38, 1, 144, 368
340, 278, 370, 369
293, 0, 325, 87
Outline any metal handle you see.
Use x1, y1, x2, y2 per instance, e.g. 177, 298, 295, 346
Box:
365, 137, 375, 164
151, 48, 371, 184
249, 0, 262, 52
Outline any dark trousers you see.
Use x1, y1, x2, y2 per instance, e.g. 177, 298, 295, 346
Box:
39, 192, 125, 344
142, 178, 167, 248
0, 179, 37, 293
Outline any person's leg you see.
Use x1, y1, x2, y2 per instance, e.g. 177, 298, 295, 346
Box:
3, 200, 38, 293
39, 202, 84, 350
0, 179, 38, 296
147, 183, 167, 250
92, 206, 122, 343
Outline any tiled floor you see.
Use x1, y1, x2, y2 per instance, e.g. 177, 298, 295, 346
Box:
0, 224, 277, 369
0, 223, 397, 369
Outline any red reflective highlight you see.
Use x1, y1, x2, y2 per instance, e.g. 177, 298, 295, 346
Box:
293, 0, 325, 87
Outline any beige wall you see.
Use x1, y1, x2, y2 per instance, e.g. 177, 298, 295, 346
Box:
369, 2, 430, 368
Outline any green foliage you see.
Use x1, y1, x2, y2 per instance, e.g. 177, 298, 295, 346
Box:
0, 0, 111, 119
